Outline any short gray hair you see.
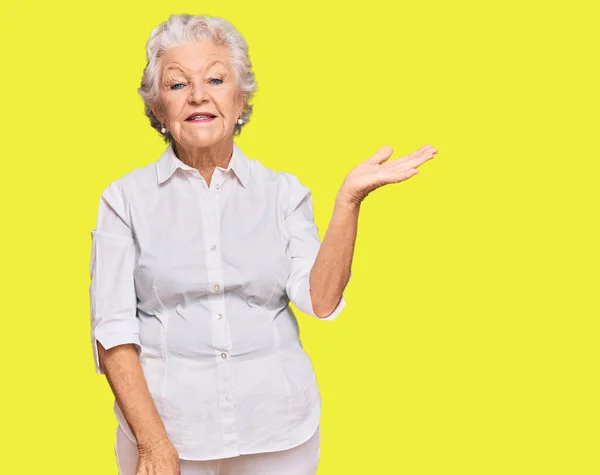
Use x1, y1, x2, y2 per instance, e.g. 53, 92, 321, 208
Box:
137, 14, 257, 143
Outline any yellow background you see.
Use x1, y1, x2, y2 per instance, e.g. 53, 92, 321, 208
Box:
1, 0, 598, 473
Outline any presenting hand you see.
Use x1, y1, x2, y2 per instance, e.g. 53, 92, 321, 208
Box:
337, 144, 438, 205
135, 438, 181, 475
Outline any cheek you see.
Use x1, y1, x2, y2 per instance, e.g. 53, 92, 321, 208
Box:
217, 89, 243, 116
160, 97, 184, 121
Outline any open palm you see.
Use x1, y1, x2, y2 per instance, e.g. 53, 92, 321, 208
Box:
340, 144, 438, 204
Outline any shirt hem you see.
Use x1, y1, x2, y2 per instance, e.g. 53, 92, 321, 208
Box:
176, 407, 321, 461
113, 387, 322, 461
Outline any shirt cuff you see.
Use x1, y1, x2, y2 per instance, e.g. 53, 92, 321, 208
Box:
314, 293, 347, 321
92, 320, 141, 374
292, 270, 352, 321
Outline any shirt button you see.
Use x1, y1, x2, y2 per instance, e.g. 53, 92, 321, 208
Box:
213, 284, 220, 292
216, 313, 223, 320
210, 244, 217, 250
215, 184, 221, 190
221, 352, 227, 359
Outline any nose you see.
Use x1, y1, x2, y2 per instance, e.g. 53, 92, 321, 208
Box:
188, 80, 209, 104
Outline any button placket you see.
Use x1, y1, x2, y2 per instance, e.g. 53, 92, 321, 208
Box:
198, 181, 238, 453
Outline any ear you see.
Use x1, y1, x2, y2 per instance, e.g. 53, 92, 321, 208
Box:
238, 93, 247, 118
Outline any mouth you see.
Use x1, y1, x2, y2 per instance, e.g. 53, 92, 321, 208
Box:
185, 113, 217, 123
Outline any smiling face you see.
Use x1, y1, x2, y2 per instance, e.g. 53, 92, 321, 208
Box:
151, 40, 246, 149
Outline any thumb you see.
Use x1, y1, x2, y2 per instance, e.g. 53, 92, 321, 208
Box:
366, 146, 393, 165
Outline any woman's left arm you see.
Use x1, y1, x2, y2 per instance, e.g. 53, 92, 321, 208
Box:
309, 144, 438, 318
309, 196, 359, 318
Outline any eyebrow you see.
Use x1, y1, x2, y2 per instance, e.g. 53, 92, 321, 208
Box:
206, 60, 226, 69
164, 60, 226, 75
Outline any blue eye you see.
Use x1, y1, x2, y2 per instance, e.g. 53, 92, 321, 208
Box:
210, 78, 223, 85
171, 83, 185, 90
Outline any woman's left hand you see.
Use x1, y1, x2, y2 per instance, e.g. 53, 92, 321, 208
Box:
337, 144, 438, 206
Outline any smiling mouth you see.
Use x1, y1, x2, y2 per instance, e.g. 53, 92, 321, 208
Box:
186, 114, 216, 121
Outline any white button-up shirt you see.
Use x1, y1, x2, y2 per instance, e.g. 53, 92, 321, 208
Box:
89, 142, 351, 460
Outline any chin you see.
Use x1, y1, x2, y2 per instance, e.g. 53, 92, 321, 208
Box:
185, 132, 225, 148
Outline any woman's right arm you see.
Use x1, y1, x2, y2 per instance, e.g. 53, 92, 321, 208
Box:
97, 342, 173, 451
90, 182, 180, 474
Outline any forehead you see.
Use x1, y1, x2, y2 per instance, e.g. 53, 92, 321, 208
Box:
159, 40, 232, 74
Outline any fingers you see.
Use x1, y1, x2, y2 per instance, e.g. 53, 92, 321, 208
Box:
385, 167, 419, 184
380, 144, 437, 184
366, 146, 394, 165
404, 144, 437, 167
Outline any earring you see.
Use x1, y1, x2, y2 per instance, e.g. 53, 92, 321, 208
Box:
237, 118, 243, 125
160, 124, 167, 133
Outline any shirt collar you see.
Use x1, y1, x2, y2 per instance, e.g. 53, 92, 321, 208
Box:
155, 141, 250, 188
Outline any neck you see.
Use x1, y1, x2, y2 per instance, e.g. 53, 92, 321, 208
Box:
173, 139, 234, 182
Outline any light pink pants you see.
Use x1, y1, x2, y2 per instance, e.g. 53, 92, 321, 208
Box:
114, 425, 320, 475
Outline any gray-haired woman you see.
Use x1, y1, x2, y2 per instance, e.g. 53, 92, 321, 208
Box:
89, 13, 437, 475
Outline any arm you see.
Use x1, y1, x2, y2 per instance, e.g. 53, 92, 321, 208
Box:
308, 143, 438, 317
90, 182, 178, 467
309, 196, 359, 319
283, 176, 352, 320
97, 343, 172, 450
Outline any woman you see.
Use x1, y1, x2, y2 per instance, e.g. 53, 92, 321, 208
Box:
89, 13, 437, 475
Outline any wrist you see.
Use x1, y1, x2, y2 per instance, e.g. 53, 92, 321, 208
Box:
137, 434, 174, 454
335, 191, 361, 211
133, 423, 170, 448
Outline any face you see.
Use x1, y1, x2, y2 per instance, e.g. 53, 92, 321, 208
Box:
151, 40, 246, 149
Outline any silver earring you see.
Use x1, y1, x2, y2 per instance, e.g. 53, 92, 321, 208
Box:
160, 125, 167, 133
237, 118, 243, 125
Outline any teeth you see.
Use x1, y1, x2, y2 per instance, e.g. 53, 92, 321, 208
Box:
189, 115, 213, 120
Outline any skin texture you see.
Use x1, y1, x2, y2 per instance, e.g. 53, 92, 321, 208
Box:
97, 343, 180, 474
310, 144, 437, 317
150, 40, 246, 187
100, 38, 438, 475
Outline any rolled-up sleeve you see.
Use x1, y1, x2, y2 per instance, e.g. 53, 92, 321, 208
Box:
283, 175, 352, 321
89, 181, 140, 374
